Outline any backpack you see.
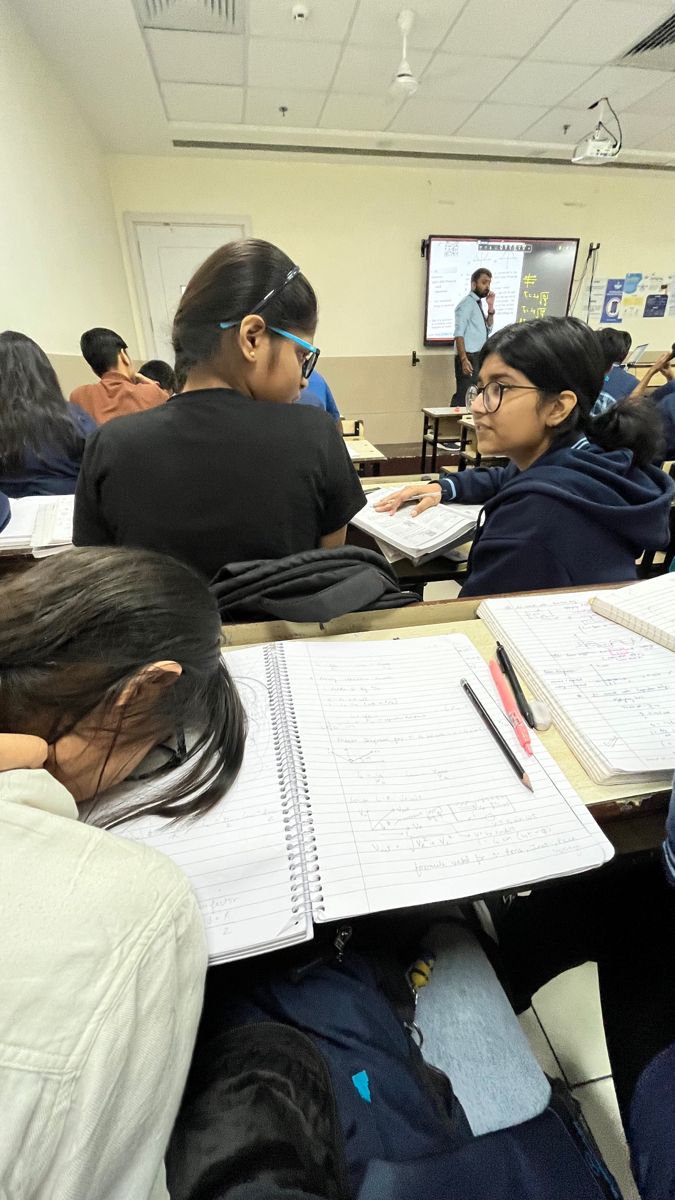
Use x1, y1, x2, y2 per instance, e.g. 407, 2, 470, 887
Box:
167, 937, 623, 1200
210, 546, 420, 624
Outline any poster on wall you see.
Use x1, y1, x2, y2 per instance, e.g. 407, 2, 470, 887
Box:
583, 271, 674, 325
601, 278, 625, 323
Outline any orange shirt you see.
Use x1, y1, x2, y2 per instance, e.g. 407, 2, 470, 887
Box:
70, 371, 168, 424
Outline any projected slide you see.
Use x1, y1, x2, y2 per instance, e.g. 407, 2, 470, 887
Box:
424, 236, 579, 344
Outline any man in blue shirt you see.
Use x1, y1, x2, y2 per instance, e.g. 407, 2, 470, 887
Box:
592, 328, 638, 415
453, 268, 495, 405
296, 370, 341, 423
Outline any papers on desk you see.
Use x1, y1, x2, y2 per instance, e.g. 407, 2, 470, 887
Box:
478, 591, 675, 787
0, 494, 75, 558
590, 573, 675, 653
351, 487, 481, 566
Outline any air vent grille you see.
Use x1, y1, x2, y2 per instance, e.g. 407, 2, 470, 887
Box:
619, 12, 675, 70
134, 0, 243, 33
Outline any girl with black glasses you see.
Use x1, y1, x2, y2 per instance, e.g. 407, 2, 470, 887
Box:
377, 316, 673, 597
74, 239, 365, 579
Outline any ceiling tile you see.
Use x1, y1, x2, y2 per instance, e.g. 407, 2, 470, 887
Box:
636, 124, 675, 152
320, 93, 403, 131
442, 0, 568, 58
619, 109, 675, 147
161, 82, 244, 123
244, 88, 325, 127
626, 75, 675, 115
490, 61, 596, 107
333, 44, 433, 96
247, 37, 341, 90
560, 65, 675, 112
146, 28, 245, 85
248, 0, 357, 42
349, 0, 466, 50
521, 106, 605, 145
420, 53, 516, 101
456, 102, 551, 139
388, 97, 477, 135
530, 0, 675, 65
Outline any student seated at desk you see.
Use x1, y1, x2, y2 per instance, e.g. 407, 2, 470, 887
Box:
296, 367, 341, 422
71, 328, 169, 423
0, 331, 96, 497
0, 546, 246, 1200
623, 347, 675, 461
73, 239, 365, 579
375, 316, 674, 597
592, 328, 637, 414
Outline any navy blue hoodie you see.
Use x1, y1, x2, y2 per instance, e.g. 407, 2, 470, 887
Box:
439, 436, 675, 598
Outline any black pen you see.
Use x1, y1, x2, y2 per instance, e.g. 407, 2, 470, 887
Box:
460, 678, 533, 792
496, 643, 535, 729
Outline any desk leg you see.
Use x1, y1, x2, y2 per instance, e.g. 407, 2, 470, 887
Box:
458, 424, 468, 472
420, 414, 429, 472
430, 417, 440, 472
372, 461, 381, 477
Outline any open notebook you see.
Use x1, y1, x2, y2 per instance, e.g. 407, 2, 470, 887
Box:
0, 494, 74, 558
590, 574, 675, 652
118, 635, 612, 964
351, 488, 481, 566
478, 593, 675, 787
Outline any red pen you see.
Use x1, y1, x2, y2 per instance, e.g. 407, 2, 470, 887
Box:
488, 659, 533, 757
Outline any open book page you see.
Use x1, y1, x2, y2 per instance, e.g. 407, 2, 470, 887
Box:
351, 489, 481, 562
590, 574, 675, 652
282, 635, 612, 923
478, 594, 675, 782
31, 494, 75, 556
116, 646, 310, 963
0, 495, 44, 551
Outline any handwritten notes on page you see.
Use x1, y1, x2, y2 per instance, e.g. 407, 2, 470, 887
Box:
282, 635, 612, 922
590, 574, 675, 653
118, 647, 310, 964
479, 593, 675, 785
351, 488, 481, 564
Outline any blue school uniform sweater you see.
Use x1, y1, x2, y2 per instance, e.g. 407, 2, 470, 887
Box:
0, 492, 9, 532
0, 404, 97, 498
439, 436, 675, 597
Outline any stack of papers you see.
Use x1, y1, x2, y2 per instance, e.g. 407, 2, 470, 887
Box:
0, 494, 75, 558
590, 573, 675, 653
352, 487, 481, 566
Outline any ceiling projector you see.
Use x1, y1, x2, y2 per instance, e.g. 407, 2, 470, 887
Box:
571, 98, 622, 165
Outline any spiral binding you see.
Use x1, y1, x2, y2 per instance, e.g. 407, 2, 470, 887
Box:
263, 645, 324, 919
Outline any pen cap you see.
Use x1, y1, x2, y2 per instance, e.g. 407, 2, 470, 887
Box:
530, 699, 552, 731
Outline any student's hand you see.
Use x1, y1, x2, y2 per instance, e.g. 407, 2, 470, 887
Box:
0, 734, 49, 772
461, 356, 473, 377
373, 483, 442, 517
487, 291, 496, 314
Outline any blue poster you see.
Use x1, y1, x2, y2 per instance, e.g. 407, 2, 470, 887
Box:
643, 294, 668, 318
601, 278, 624, 323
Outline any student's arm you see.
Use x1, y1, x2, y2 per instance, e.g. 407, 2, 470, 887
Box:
73, 432, 115, 546
374, 466, 510, 517
628, 351, 674, 401
319, 526, 347, 549
454, 300, 473, 377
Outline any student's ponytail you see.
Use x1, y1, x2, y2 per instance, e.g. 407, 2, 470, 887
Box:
481, 316, 664, 467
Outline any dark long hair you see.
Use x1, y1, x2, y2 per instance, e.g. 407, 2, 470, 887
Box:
480, 317, 663, 466
0, 331, 85, 473
0, 546, 246, 824
173, 238, 317, 378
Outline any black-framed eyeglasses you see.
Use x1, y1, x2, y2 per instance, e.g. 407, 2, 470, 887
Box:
467, 382, 541, 413
132, 724, 187, 782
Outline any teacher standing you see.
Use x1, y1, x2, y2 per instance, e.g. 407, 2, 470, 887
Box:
453, 267, 495, 405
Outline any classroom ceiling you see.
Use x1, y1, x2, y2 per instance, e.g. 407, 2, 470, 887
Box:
12, 0, 675, 166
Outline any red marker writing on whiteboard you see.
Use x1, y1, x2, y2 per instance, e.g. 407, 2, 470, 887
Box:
488, 659, 533, 757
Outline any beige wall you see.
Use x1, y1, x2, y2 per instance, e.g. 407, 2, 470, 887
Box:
0, 0, 135, 355
106, 152, 675, 442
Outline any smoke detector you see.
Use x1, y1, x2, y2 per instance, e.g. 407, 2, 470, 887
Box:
391, 10, 419, 97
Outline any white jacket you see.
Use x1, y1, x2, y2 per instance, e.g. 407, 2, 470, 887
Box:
0, 768, 207, 1200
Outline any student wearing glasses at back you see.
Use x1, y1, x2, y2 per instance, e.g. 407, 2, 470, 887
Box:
376, 316, 674, 597
74, 240, 365, 579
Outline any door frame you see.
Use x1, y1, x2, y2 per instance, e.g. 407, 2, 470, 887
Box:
124, 212, 252, 359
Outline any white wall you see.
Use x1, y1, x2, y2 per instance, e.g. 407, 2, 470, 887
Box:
107, 153, 675, 360
0, 0, 135, 355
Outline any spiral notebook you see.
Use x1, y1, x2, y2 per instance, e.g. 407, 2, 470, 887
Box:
590, 574, 675, 652
119, 635, 612, 964
478, 592, 675, 787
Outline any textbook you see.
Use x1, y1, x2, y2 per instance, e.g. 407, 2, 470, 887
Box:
352, 487, 481, 566
119, 635, 612, 965
0, 494, 74, 558
478, 592, 675, 788
590, 574, 675, 653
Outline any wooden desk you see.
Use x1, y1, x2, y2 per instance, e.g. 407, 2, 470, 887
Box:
344, 436, 387, 476
420, 407, 466, 472
221, 592, 670, 845
457, 414, 508, 472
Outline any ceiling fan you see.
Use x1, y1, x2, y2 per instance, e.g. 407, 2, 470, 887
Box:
390, 9, 419, 97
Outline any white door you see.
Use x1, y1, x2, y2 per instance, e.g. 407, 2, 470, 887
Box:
131, 218, 249, 361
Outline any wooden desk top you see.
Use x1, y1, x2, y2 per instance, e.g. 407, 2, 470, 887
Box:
221, 593, 670, 818
345, 437, 387, 463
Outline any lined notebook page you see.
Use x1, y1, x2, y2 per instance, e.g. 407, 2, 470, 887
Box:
590, 575, 675, 652
118, 647, 310, 963
478, 594, 675, 782
282, 635, 612, 922
352, 490, 481, 560
31, 495, 75, 556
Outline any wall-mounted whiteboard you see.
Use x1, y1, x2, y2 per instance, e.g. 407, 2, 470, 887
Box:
424, 235, 579, 345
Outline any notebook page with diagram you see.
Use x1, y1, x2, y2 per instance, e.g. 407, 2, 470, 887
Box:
478, 593, 675, 786
590, 574, 675, 652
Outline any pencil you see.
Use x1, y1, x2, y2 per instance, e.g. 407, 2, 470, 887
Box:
460, 678, 534, 792
496, 642, 535, 729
